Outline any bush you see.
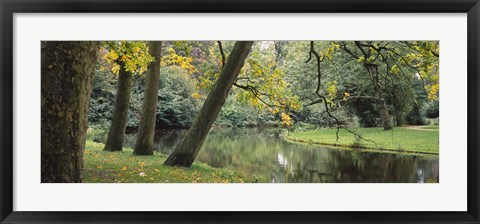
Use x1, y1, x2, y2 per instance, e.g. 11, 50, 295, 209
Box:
89, 65, 201, 129
156, 66, 200, 128
405, 104, 425, 125
88, 68, 116, 126
215, 95, 276, 127
422, 100, 439, 119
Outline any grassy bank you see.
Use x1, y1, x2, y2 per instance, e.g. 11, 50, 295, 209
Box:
83, 140, 265, 183
286, 126, 439, 154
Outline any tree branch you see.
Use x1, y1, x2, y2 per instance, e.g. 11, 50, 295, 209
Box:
217, 41, 226, 68
305, 41, 378, 147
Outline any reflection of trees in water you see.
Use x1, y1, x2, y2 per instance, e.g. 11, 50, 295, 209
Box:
153, 129, 185, 153
274, 149, 422, 183
197, 129, 280, 176
103, 128, 439, 183
416, 159, 439, 183
297, 151, 436, 183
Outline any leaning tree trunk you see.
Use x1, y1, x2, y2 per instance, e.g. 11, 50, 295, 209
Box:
367, 65, 392, 131
134, 41, 162, 155
41, 41, 100, 183
103, 61, 133, 152
164, 41, 254, 167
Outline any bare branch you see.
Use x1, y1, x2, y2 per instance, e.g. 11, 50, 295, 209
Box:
217, 41, 226, 68
338, 41, 359, 60
106, 41, 117, 51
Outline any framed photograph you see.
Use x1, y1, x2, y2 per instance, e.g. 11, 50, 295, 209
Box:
1, 0, 479, 223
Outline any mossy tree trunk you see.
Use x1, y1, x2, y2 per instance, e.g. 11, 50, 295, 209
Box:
134, 41, 162, 155
103, 61, 133, 152
41, 41, 100, 183
367, 65, 392, 131
164, 41, 254, 167
378, 98, 393, 130
395, 111, 406, 126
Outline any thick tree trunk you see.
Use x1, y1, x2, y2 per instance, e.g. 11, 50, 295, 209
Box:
103, 61, 133, 152
367, 65, 392, 131
164, 41, 254, 167
134, 41, 162, 155
41, 41, 100, 183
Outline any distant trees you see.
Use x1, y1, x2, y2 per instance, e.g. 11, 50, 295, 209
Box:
334, 41, 438, 130
164, 41, 254, 167
338, 41, 393, 130
275, 41, 438, 130
88, 55, 199, 131
41, 41, 100, 182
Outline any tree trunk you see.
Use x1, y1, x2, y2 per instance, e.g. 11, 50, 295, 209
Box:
367, 65, 392, 131
164, 41, 254, 167
395, 111, 405, 126
41, 41, 100, 183
134, 41, 162, 155
378, 98, 393, 130
103, 61, 133, 152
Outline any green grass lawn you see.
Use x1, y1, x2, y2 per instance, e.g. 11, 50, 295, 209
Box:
83, 140, 265, 183
286, 126, 439, 154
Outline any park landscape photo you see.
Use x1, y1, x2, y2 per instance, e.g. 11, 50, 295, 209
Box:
41, 40, 439, 183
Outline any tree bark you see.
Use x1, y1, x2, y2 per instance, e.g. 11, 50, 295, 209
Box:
41, 41, 100, 183
378, 98, 393, 130
395, 111, 405, 126
134, 41, 162, 155
103, 61, 133, 152
367, 65, 392, 131
164, 41, 254, 167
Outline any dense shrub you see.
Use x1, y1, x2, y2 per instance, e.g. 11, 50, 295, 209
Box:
405, 104, 425, 125
216, 94, 276, 127
89, 65, 201, 130
422, 100, 439, 119
156, 66, 200, 128
88, 68, 116, 129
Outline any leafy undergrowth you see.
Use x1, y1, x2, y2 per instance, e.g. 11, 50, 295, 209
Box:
83, 141, 266, 183
286, 126, 439, 154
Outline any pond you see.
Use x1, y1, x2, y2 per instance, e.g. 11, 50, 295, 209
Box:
95, 128, 439, 183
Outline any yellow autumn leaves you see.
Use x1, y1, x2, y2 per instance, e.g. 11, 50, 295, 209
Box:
102, 42, 197, 77
281, 112, 292, 127
234, 55, 302, 126
161, 48, 196, 74
102, 41, 154, 76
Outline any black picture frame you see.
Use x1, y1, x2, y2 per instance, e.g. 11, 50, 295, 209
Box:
1, 0, 479, 223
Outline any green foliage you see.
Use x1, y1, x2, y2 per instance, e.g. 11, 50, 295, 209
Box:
89, 53, 200, 129
405, 104, 426, 125
422, 100, 439, 118
88, 65, 117, 129
89, 40, 439, 133
216, 96, 277, 127
157, 66, 200, 128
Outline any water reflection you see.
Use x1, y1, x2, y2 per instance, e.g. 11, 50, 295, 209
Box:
97, 128, 439, 183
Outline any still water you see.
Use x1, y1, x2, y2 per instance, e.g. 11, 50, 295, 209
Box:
98, 128, 439, 183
